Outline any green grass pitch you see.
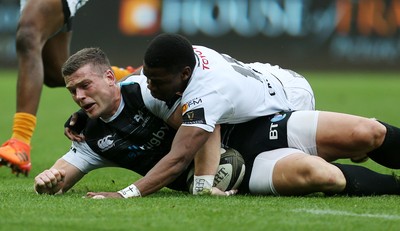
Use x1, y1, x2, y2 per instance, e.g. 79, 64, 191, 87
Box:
0, 69, 400, 231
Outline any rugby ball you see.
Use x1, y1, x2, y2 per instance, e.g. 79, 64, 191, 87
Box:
187, 147, 246, 193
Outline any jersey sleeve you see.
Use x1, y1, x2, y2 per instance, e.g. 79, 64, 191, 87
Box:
62, 141, 117, 174
181, 85, 230, 132
141, 87, 180, 121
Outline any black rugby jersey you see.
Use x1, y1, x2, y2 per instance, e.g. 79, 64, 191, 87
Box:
82, 83, 191, 191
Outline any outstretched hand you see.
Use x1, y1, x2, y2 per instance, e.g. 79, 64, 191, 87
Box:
86, 192, 124, 199
211, 187, 238, 196
86, 188, 237, 199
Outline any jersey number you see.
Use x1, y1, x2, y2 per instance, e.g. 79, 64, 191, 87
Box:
221, 54, 275, 96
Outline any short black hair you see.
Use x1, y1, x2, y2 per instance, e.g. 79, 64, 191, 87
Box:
144, 33, 196, 73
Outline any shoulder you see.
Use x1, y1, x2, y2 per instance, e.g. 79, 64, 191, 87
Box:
121, 75, 176, 121
120, 74, 147, 87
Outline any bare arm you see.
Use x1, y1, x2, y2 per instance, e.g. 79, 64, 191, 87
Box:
86, 125, 233, 199
194, 124, 221, 176
166, 103, 220, 176
134, 126, 210, 196
34, 158, 85, 195
165, 102, 183, 130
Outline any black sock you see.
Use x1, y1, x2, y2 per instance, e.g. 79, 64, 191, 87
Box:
367, 121, 400, 169
332, 163, 400, 196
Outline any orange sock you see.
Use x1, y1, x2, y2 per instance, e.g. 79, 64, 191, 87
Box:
11, 112, 36, 145
112, 66, 136, 81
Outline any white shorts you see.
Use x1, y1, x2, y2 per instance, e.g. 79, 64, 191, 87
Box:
287, 110, 319, 156
247, 110, 320, 195
249, 148, 306, 195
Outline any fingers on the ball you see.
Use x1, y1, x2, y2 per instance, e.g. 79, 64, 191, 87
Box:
224, 189, 237, 196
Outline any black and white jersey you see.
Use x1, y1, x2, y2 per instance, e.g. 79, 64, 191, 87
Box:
62, 76, 191, 192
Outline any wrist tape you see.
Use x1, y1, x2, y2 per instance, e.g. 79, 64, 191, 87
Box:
117, 184, 141, 198
193, 175, 214, 195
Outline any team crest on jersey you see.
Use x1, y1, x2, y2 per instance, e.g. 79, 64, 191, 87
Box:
182, 108, 206, 125
97, 135, 115, 151
182, 98, 203, 114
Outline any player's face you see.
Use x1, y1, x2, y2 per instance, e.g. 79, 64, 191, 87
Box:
65, 64, 118, 119
143, 65, 190, 102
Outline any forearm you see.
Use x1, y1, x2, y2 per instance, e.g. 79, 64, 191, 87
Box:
134, 153, 192, 196
133, 126, 210, 197
191, 125, 221, 195
194, 125, 221, 176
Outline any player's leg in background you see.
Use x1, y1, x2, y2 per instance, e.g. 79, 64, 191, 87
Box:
17, 0, 67, 115
42, 30, 72, 88
0, 0, 67, 176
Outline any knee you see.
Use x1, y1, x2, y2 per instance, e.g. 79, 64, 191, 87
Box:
304, 162, 346, 192
16, 27, 38, 54
351, 119, 386, 150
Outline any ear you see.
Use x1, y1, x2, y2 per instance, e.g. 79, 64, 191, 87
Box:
104, 69, 116, 85
181, 66, 192, 81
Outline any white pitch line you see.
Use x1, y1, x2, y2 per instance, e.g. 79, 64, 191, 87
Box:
292, 208, 400, 220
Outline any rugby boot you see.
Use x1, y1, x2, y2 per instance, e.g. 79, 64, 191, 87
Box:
0, 139, 31, 176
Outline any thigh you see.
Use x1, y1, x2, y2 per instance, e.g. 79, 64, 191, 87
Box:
272, 152, 345, 196
248, 148, 305, 195
19, 0, 66, 39
316, 111, 385, 161
42, 31, 72, 86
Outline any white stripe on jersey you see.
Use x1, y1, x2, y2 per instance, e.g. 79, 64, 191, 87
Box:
62, 141, 116, 174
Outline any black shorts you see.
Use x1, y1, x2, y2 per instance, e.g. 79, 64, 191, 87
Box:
221, 111, 293, 193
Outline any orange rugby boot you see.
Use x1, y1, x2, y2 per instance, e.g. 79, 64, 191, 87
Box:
0, 139, 31, 176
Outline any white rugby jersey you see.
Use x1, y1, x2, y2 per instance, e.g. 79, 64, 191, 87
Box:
181, 46, 293, 132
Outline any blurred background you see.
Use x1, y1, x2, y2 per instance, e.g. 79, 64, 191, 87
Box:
0, 0, 399, 71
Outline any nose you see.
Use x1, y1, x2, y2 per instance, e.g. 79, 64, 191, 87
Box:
75, 88, 86, 100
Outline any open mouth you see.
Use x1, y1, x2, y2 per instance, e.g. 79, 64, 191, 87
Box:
82, 103, 95, 111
